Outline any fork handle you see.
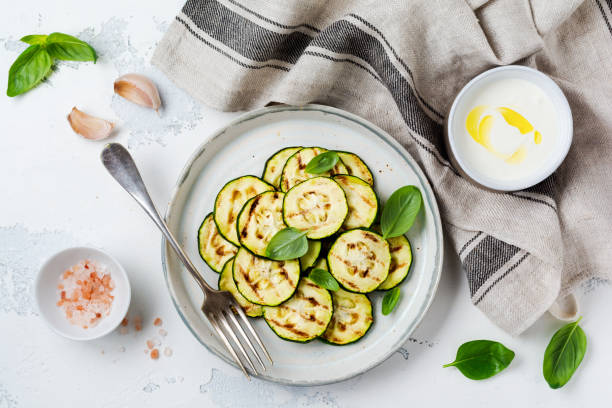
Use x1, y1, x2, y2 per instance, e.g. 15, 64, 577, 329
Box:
101, 143, 213, 294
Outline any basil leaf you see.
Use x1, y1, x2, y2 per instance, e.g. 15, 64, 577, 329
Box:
308, 268, 339, 291
443, 340, 515, 380
265, 227, 308, 260
21, 34, 48, 45
381, 185, 422, 239
7, 45, 52, 97
45, 32, 97, 62
543, 317, 586, 389
305, 151, 339, 174
382, 286, 401, 315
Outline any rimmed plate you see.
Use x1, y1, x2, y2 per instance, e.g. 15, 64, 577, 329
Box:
162, 104, 443, 385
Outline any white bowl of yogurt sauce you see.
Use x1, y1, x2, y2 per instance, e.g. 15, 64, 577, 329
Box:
446, 65, 572, 191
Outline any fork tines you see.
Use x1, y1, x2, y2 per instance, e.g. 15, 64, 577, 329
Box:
205, 297, 273, 379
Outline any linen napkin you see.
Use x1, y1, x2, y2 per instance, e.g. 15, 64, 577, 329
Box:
152, 0, 612, 335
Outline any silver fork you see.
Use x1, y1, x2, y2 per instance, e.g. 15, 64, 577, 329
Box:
101, 143, 272, 378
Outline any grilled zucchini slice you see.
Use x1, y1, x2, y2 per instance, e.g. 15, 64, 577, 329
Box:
283, 177, 348, 239
321, 289, 373, 345
312, 257, 329, 271
237, 191, 285, 257
262, 147, 302, 188
279, 147, 347, 192
378, 235, 412, 290
198, 213, 238, 272
328, 229, 391, 293
263, 278, 333, 342
337, 151, 374, 185
233, 247, 300, 306
333, 175, 378, 229
300, 240, 321, 272
214, 176, 274, 246
218, 259, 263, 317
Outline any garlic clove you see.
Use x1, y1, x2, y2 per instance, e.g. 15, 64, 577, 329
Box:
113, 73, 161, 111
67, 107, 114, 140
548, 293, 580, 321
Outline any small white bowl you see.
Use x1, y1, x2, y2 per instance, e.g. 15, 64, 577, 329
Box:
445, 65, 572, 191
35, 247, 131, 341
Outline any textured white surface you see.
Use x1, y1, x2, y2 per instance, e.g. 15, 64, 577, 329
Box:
0, 1, 610, 406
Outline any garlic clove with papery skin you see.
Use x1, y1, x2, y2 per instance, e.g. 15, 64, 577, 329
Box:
113, 73, 162, 112
67, 107, 114, 140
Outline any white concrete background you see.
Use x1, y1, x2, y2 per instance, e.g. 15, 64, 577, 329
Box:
1, 1, 610, 406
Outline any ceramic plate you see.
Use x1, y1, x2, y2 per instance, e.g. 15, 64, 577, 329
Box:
162, 104, 443, 385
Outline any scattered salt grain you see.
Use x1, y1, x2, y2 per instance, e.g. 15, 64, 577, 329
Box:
118, 346, 125, 352
133, 315, 142, 332
159, 329, 167, 337
163, 347, 173, 357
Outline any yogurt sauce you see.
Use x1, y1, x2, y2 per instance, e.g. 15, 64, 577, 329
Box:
455, 78, 557, 181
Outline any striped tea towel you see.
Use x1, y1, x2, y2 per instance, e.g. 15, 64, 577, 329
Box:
152, 0, 612, 335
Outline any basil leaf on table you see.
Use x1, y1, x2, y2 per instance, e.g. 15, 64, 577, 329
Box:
543, 317, 587, 389
45, 32, 97, 62
382, 286, 401, 315
443, 340, 515, 380
381, 185, 422, 239
265, 227, 308, 260
7, 45, 52, 97
308, 268, 339, 291
305, 151, 340, 174
20, 34, 48, 45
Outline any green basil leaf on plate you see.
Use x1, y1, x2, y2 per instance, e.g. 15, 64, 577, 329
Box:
20, 34, 48, 45
305, 151, 339, 174
381, 185, 422, 239
382, 286, 401, 315
265, 227, 308, 260
7, 45, 53, 97
45, 32, 97, 62
543, 317, 586, 389
443, 340, 515, 380
308, 268, 339, 291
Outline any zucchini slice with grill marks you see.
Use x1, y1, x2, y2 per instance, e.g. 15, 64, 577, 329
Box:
214, 176, 274, 246
279, 147, 347, 192
198, 213, 238, 272
233, 247, 300, 306
300, 240, 321, 272
337, 151, 374, 185
262, 146, 302, 188
237, 191, 285, 257
321, 288, 373, 345
378, 235, 412, 290
328, 229, 391, 293
333, 175, 378, 229
283, 176, 348, 239
218, 258, 263, 317
263, 277, 333, 342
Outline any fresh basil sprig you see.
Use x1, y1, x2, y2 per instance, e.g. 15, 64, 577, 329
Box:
380, 185, 422, 239
308, 268, 339, 291
265, 227, 308, 260
382, 286, 401, 315
543, 317, 586, 389
305, 151, 340, 174
444, 340, 515, 380
7, 32, 96, 97
7, 45, 52, 97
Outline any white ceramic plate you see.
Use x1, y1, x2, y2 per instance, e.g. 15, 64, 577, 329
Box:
162, 104, 443, 385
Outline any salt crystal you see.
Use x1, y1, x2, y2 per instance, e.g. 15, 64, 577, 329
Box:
163, 347, 173, 357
